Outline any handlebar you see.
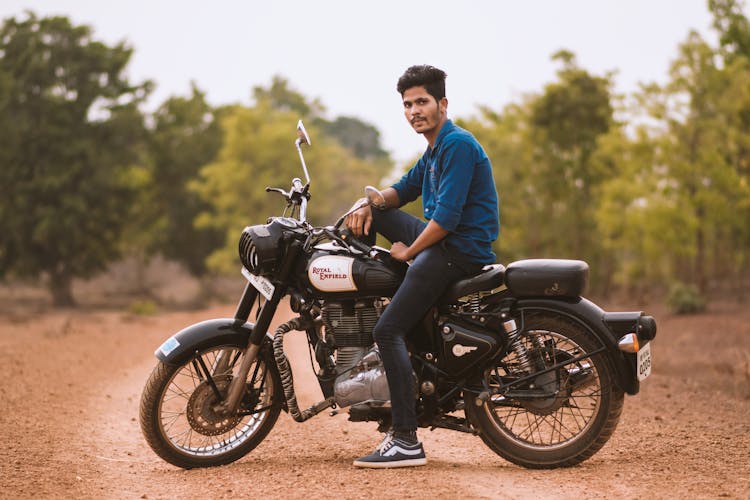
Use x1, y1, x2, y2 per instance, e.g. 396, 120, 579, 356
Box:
264, 176, 374, 256
266, 178, 310, 222
339, 229, 373, 254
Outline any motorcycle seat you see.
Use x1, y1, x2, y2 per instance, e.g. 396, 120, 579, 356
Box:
439, 264, 506, 305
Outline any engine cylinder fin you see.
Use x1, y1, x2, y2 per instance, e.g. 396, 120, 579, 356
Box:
322, 301, 380, 347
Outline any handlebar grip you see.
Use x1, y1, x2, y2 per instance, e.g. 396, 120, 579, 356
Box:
340, 229, 373, 254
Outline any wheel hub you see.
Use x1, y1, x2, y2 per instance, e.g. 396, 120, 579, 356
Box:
186, 375, 242, 436
519, 369, 566, 415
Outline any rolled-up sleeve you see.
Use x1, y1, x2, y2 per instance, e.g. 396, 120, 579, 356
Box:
431, 140, 475, 232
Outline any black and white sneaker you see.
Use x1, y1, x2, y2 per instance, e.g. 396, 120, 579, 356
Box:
353, 434, 427, 468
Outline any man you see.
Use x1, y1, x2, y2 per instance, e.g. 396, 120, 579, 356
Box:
345, 65, 500, 468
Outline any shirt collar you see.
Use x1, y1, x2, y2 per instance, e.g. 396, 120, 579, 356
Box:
428, 119, 455, 153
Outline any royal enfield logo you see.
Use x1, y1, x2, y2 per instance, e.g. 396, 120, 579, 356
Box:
311, 266, 348, 281
308, 256, 357, 292
452, 344, 478, 357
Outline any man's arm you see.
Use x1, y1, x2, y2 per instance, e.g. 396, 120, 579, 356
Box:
345, 187, 400, 237
390, 219, 448, 262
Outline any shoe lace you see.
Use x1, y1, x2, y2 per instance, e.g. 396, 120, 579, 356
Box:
376, 431, 394, 453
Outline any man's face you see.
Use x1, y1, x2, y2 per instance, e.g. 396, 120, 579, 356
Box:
402, 86, 446, 137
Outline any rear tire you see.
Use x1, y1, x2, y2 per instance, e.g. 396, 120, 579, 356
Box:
466, 312, 624, 468
139, 340, 283, 469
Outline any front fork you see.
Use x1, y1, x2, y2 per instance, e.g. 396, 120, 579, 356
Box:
216, 240, 302, 415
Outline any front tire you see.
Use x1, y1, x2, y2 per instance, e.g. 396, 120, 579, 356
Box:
466, 312, 624, 468
139, 341, 283, 469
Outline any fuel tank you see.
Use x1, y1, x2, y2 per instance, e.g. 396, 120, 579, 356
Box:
301, 245, 405, 299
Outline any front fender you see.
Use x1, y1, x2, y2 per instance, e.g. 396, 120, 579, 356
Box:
155, 318, 267, 366
514, 297, 643, 395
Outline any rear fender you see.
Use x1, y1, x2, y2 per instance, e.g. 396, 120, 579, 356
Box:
154, 318, 271, 367
514, 297, 645, 395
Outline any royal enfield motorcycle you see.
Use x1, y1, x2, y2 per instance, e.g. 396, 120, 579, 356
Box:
139, 121, 657, 469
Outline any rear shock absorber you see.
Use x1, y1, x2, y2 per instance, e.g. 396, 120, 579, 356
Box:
475, 315, 534, 407
503, 317, 533, 373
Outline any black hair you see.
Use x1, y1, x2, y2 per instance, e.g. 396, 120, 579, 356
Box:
396, 65, 447, 101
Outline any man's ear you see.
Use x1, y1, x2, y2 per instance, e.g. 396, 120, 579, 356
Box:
439, 97, 448, 115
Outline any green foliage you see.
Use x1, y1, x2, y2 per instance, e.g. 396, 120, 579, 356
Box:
650, 23, 750, 292
460, 53, 616, 286
4, 5, 750, 307
461, 5, 750, 302
192, 100, 387, 274
710, 0, 750, 60
532, 50, 613, 162
528, 51, 615, 268
667, 282, 706, 314
252, 76, 325, 117
458, 101, 535, 262
129, 83, 225, 276
316, 116, 390, 161
0, 12, 151, 305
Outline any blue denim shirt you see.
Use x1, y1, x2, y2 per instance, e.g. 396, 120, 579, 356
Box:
391, 120, 500, 264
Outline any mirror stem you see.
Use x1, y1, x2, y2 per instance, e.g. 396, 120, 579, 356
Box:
295, 141, 311, 185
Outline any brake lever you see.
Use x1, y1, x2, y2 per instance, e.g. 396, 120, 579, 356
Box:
266, 187, 290, 198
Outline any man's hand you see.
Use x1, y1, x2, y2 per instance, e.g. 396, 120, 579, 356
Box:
390, 220, 449, 262
390, 242, 412, 262
345, 198, 372, 237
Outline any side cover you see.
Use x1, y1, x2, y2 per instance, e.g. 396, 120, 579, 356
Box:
155, 318, 257, 366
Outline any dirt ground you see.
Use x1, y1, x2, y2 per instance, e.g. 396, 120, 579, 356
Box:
1, 286, 749, 499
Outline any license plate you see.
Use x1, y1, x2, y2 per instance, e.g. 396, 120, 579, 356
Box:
637, 342, 652, 381
242, 267, 275, 300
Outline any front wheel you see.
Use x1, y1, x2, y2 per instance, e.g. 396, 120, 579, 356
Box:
465, 312, 624, 468
139, 341, 283, 469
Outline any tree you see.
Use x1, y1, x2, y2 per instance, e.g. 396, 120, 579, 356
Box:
591, 4, 750, 298
645, 28, 750, 293
316, 116, 390, 161
457, 101, 537, 262
251, 75, 324, 117
592, 124, 696, 299
253, 76, 391, 160
462, 50, 616, 287
0, 13, 151, 305
710, 0, 750, 60
192, 97, 387, 274
131, 83, 225, 277
528, 50, 615, 266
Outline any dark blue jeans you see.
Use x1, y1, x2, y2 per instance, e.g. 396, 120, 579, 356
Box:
370, 209, 480, 433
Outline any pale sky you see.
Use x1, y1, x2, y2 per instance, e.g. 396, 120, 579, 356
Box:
1, 1, 725, 163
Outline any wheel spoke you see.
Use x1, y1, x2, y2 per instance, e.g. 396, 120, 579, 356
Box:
487, 328, 604, 447
154, 346, 277, 459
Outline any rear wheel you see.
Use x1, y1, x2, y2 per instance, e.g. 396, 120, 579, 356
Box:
139, 341, 283, 469
465, 312, 624, 468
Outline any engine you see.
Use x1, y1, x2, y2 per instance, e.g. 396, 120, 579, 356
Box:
321, 300, 391, 408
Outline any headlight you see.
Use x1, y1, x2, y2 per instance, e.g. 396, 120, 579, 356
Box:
238, 221, 286, 276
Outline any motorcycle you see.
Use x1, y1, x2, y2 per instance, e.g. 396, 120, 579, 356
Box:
139, 121, 657, 469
